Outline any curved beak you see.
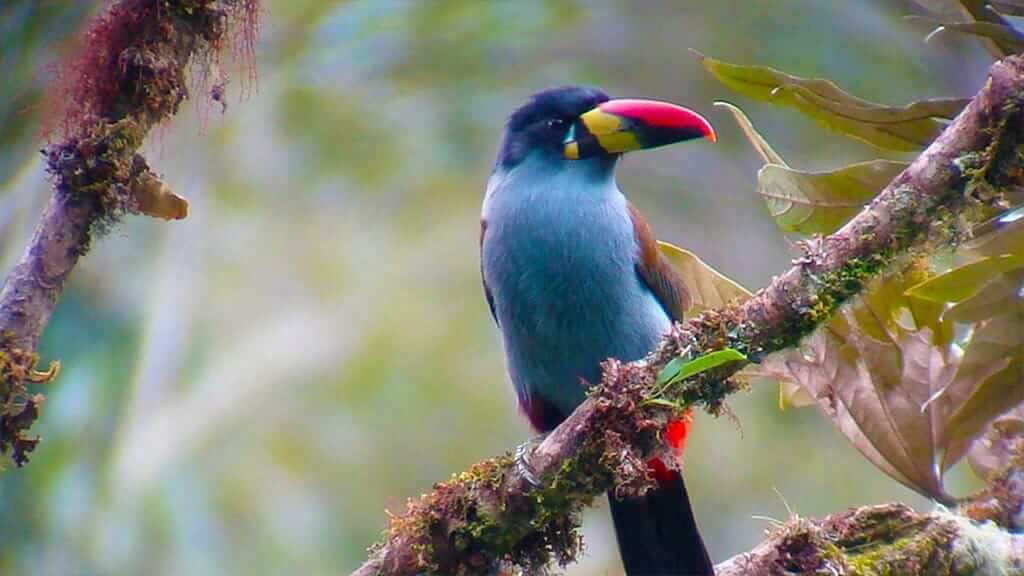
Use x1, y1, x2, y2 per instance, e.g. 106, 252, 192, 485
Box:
564, 98, 716, 160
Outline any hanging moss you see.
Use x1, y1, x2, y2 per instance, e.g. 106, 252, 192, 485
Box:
43, 0, 261, 239
0, 0, 264, 469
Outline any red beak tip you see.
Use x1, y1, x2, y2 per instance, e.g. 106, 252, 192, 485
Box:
599, 98, 716, 142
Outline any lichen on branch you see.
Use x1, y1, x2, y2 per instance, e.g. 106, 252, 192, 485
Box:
0, 342, 59, 467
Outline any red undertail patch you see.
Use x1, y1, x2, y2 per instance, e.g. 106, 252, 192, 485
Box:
646, 411, 693, 486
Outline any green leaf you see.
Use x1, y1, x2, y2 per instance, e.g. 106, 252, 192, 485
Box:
964, 205, 1024, 257
644, 398, 684, 409
656, 357, 689, 387
655, 348, 748, 388
846, 260, 953, 346
770, 83, 967, 124
906, 254, 1024, 303
715, 101, 906, 235
946, 269, 1024, 324
758, 160, 907, 234
697, 51, 967, 151
657, 241, 752, 314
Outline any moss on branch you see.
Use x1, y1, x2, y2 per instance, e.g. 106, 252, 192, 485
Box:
767, 505, 959, 576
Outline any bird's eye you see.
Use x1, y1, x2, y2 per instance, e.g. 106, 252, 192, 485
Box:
546, 118, 566, 130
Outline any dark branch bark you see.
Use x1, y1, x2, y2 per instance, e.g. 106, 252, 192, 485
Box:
354, 55, 1024, 576
0, 0, 258, 466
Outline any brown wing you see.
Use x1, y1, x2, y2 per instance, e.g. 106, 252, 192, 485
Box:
480, 219, 498, 325
627, 203, 691, 322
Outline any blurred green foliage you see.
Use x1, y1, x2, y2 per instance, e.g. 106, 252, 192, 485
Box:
0, 1, 92, 189
0, 1, 997, 574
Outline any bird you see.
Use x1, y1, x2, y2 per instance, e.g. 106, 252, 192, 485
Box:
480, 85, 717, 575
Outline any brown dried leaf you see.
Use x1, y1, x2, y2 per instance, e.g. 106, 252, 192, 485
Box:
759, 267, 976, 499
921, 20, 1024, 57
759, 327, 930, 492
838, 326, 952, 499
133, 171, 189, 220
940, 359, 1023, 470
912, 0, 1024, 57
938, 300, 1024, 469
733, 362, 816, 409
763, 262, 951, 411
759, 329, 848, 401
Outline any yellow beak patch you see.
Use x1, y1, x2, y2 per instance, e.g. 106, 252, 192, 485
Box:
580, 109, 641, 154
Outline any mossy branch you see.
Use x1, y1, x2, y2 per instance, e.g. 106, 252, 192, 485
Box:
354, 55, 1024, 576
714, 496, 1024, 576
0, 0, 259, 467
714, 468, 1024, 575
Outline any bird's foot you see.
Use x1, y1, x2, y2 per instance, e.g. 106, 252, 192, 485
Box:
514, 432, 550, 488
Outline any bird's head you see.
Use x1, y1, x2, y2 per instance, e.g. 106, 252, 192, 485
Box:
496, 85, 715, 169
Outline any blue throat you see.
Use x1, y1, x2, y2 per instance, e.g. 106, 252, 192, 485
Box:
481, 152, 673, 428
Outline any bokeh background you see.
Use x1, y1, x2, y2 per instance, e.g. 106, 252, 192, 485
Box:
0, 1, 1000, 574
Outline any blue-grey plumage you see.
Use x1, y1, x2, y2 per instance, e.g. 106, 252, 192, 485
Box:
480, 86, 716, 575
482, 151, 672, 423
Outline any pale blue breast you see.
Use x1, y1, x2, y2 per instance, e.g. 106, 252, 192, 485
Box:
482, 154, 672, 418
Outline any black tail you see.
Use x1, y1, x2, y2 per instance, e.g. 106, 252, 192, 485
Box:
608, 470, 714, 575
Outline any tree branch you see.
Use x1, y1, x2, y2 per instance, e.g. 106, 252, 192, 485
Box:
354, 55, 1024, 575
0, 0, 259, 466
713, 469, 1024, 575
713, 497, 1024, 575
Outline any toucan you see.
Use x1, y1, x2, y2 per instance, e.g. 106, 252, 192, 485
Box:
480, 86, 717, 575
